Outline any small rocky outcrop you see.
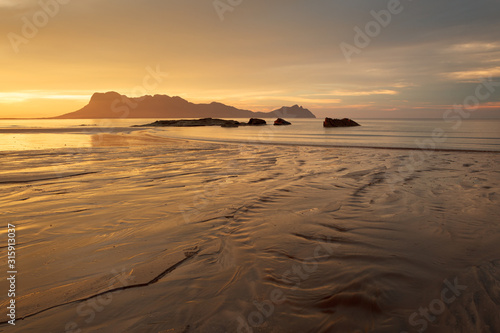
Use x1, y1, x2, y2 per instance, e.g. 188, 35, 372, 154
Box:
274, 118, 291, 126
134, 118, 243, 127
323, 117, 361, 127
248, 118, 267, 126
220, 122, 239, 128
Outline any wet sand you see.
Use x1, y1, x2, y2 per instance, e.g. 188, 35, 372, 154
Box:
0, 133, 499, 332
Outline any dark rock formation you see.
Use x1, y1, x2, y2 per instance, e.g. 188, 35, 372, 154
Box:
248, 118, 267, 125
323, 117, 361, 127
271, 105, 316, 118
274, 118, 291, 126
220, 122, 240, 128
134, 118, 243, 127
53, 91, 317, 119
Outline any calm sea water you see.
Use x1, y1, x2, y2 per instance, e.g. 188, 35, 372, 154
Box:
0, 118, 499, 151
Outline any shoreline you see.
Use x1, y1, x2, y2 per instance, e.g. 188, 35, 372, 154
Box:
1, 118, 499, 153
170, 136, 500, 154
1, 131, 499, 154
1, 132, 499, 332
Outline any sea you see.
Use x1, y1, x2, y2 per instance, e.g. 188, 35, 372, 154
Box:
2, 117, 499, 332
0, 118, 499, 152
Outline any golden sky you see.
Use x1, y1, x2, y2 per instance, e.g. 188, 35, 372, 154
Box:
1, 0, 499, 118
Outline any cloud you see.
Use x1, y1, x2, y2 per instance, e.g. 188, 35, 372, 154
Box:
443, 67, 500, 82
0, 0, 20, 8
0, 91, 92, 103
444, 42, 500, 53
328, 90, 398, 97
0, 0, 499, 117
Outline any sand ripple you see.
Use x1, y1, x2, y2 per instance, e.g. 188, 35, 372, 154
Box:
0, 137, 499, 332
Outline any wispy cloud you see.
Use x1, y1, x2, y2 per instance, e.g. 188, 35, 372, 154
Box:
0, 0, 19, 8
443, 42, 500, 53
443, 66, 500, 81
0, 0, 499, 118
0, 91, 92, 103
303, 90, 398, 97
330, 90, 398, 97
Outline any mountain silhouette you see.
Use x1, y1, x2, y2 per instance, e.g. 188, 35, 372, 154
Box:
54, 92, 316, 119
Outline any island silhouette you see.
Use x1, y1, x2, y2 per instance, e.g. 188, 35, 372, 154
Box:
54, 92, 316, 119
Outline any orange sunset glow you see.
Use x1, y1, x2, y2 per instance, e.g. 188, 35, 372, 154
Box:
1, 1, 500, 332
1, 0, 499, 119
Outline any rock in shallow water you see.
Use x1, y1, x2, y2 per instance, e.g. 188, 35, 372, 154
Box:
248, 118, 267, 125
134, 118, 272, 127
134, 118, 242, 127
323, 117, 361, 127
274, 118, 292, 126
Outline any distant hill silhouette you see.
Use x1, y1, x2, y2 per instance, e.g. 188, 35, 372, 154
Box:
54, 92, 316, 119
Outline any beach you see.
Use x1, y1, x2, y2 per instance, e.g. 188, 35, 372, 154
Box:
1, 131, 499, 332
2, 0, 500, 330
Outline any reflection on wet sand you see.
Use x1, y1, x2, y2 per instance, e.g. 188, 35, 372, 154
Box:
0, 136, 499, 332
91, 133, 186, 147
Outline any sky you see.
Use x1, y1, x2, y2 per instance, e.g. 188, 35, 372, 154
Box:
1, 0, 499, 118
